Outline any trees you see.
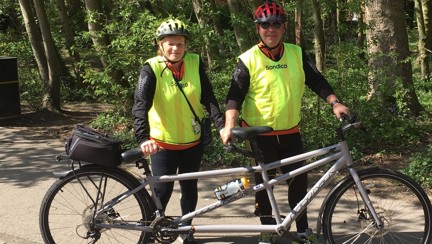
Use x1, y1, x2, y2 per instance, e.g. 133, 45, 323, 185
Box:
365, 0, 423, 116
227, 0, 253, 52
19, 0, 61, 111
83, 0, 128, 88
2, 0, 428, 116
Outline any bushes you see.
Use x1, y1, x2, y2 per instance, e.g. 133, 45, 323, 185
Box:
402, 145, 432, 188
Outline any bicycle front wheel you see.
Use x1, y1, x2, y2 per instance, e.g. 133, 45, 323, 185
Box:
323, 167, 432, 244
39, 165, 154, 244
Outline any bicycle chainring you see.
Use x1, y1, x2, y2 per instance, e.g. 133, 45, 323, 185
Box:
150, 217, 179, 243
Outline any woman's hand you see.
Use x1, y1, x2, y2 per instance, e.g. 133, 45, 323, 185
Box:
220, 126, 234, 145
140, 139, 160, 155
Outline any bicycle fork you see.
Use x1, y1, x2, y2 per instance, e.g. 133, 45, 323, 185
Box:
348, 167, 385, 230
340, 138, 385, 232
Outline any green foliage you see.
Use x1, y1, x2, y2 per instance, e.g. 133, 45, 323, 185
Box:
415, 79, 432, 108
301, 43, 370, 152
89, 110, 137, 149
402, 145, 432, 187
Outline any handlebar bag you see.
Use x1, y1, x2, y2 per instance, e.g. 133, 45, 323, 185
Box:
65, 125, 123, 167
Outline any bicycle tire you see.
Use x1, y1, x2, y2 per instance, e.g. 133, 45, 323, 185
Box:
39, 165, 154, 244
322, 167, 432, 244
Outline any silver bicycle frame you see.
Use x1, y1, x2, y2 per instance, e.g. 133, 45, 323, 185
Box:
96, 139, 383, 235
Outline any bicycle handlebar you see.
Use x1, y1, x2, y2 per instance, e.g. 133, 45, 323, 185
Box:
226, 114, 366, 158
121, 115, 366, 162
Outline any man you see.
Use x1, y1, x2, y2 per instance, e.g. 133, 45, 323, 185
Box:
221, 1, 350, 243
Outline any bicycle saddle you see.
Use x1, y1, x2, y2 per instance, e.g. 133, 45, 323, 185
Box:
121, 148, 144, 163
231, 126, 273, 141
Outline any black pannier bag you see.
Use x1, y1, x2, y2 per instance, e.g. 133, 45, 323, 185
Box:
65, 125, 123, 167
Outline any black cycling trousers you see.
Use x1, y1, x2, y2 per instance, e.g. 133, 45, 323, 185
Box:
150, 144, 203, 225
251, 132, 309, 233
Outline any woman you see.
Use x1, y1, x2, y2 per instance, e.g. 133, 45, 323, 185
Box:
132, 19, 224, 244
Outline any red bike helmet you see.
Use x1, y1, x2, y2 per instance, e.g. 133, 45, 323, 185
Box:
254, 1, 287, 23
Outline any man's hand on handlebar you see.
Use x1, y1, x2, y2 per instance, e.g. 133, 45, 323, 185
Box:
332, 102, 350, 120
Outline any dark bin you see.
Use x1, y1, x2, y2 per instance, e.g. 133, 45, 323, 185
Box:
0, 57, 21, 119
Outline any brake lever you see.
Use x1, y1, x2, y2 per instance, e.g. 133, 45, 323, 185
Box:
341, 121, 367, 134
339, 113, 356, 123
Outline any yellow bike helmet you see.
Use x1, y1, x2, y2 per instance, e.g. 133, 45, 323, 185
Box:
156, 19, 189, 41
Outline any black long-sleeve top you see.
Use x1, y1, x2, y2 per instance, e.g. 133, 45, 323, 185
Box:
132, 58, 225, 145
226, 48, 335, 111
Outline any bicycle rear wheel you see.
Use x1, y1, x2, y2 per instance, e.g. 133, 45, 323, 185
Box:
39, 165, 154, 244
323, 167, 432, 244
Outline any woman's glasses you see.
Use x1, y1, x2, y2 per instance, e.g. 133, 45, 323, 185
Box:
259, 22, 283, 29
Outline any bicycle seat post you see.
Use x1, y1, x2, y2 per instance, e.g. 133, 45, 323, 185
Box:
248, 139, 264, 164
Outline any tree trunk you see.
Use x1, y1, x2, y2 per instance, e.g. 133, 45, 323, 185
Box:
18, 0, 49, 83
83, 0, 127, 87
357, 3, 365, 50
55, 0, 83, 85
209, 0, 226, 56
192, 0, 215, 67
311, 0, 326, 73
294, 0, 305, 47
66, 0, 87, 33
421, 0, 431, 80
415, 0, 430, 80
83, 0, 109, 54
227, 0, 251, 52
33, 0, 62, 111
365, 0, 423, 116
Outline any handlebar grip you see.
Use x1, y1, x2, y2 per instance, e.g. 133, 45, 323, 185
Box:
340, 113, 356, 123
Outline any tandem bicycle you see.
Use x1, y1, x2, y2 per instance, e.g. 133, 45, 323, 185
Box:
39, 116, 432, 243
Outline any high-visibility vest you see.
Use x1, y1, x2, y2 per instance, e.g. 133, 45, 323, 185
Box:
239, 43, 305, 131
146, 53, 204, 144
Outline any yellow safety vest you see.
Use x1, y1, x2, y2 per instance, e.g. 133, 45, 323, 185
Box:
239, 43, 305, 131
146, 53, 204, 144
